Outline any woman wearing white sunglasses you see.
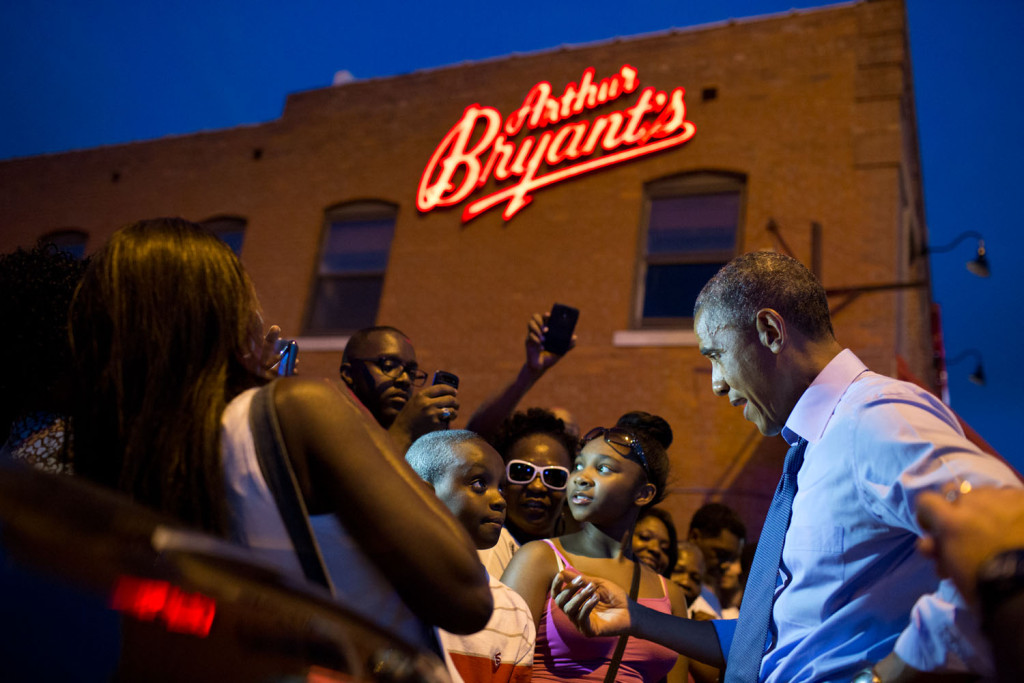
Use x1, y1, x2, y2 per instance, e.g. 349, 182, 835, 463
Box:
479, 408, 577, 579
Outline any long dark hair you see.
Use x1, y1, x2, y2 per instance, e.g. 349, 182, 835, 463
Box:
69, 218, 265, 535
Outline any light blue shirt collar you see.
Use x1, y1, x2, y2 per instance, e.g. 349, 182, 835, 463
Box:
782, 349, 867, 448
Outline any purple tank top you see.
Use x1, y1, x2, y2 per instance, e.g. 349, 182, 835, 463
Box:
532, 540, 680, 682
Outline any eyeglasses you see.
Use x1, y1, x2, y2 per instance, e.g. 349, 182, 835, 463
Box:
506, 459, 571, 490
351, 356, 428, 386
581, 427, 650, 477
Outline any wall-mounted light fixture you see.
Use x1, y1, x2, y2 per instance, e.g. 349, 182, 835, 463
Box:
763, 220, 990, 309
923, 230, 990, 278
946, 348, 986, 386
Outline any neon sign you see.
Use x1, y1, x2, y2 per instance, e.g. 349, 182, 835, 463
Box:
417, 64, 696, 222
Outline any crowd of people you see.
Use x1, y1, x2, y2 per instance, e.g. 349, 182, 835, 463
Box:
2, 219, 1023, 683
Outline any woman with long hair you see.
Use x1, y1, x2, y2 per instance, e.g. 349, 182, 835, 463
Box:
68, 217, 491, 638
501, 422, 689, 682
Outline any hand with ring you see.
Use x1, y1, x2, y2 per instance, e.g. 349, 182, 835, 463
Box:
917, 485, 1024, 604
387, 381, 459, 450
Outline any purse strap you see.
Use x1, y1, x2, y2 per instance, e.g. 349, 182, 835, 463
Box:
248, 381, 334, 593
604, 559, 641, 682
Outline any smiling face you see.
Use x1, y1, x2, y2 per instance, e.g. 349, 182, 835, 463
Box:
503, 433, 572, 543
569, 438, 652, 527
340, 329, 418, 428
695, 310, 788, 437
431, 439, 507, 550
632, 514, 672, 575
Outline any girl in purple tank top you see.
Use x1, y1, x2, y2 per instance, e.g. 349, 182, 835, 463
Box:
502, 424, 690, 682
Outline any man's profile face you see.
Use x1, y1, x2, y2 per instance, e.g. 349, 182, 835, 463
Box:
689, 527, 742, 585
695, 309, 786, 437
340, 330, 418, 428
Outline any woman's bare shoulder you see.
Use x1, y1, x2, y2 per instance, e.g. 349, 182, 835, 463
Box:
272, 377, 374, 424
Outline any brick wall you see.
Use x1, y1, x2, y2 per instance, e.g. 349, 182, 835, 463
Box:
0, 0, 929, 536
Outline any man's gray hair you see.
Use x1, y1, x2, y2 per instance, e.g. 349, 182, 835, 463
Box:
694, 251, 834, 340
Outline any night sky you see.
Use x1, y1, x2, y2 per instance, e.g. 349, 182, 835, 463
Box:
2, 0, 1021, 470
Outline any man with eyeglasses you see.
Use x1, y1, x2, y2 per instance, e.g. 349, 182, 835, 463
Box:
339, 326, 459, 454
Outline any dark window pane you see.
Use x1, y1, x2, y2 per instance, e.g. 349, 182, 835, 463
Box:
201, 218, 246, 256
642, 262, 725, 319
322, 218, 395, 273
214, 229, 245, 256
306, 202, 396, 336
648, 192, 740, 254
40, 230, 87, 259
56, 242, 86, 260
306, 276, 385, 333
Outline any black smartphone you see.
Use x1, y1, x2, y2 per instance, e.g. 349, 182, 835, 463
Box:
432, 370, 460, 389
542, 303, 579, 355
275, 339, 298, 377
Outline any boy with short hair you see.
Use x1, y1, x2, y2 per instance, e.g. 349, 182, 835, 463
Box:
406, 430, 534, 683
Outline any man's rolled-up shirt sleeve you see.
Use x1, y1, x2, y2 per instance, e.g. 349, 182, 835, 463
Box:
854, 391, 1021, 675
893, 578, 993, 675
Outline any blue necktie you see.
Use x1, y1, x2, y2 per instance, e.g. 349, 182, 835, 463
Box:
724, 437, 808, 683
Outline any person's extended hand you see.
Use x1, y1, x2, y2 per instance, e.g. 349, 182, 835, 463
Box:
526, 311, 575, 374
917, 486, 1024, 604
389, 382, 459, 443
550, 568, 632, 638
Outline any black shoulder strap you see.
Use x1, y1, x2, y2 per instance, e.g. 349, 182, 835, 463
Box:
248, 381, 334, 593
604, 560, 641, 683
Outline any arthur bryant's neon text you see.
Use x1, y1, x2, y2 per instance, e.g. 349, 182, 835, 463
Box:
417, 64, 697, 222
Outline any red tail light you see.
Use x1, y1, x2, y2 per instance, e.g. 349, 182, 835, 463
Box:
110, 576, 216, 637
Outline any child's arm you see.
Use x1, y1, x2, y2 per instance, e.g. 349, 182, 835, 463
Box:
501, 539, 562, 628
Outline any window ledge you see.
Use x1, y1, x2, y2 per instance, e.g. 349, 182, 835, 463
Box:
294, 336, 350, 352
612, 329, 697, 347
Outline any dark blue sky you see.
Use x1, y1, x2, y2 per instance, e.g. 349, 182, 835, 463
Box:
2, 0, 1021, 469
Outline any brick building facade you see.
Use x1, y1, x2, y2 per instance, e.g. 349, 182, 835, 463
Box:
0, 0, 932, 532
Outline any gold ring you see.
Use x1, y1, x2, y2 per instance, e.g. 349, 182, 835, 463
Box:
944, 480, 972, 503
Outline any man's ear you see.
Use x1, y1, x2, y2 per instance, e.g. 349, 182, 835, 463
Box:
634, 482, 657, 508
755, 308, 786, 354
339, 362, 354, 388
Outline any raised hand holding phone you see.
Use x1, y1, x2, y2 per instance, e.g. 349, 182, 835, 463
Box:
542, 303, 579, 355
526, 305, 578, 373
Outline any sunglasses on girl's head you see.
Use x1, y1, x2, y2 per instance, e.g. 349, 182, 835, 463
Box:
581, 427, 651, 477
505, 460, 570, 490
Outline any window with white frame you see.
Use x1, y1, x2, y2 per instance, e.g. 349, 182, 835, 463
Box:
634, 172, 745, 327
305, 201, 397, 335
